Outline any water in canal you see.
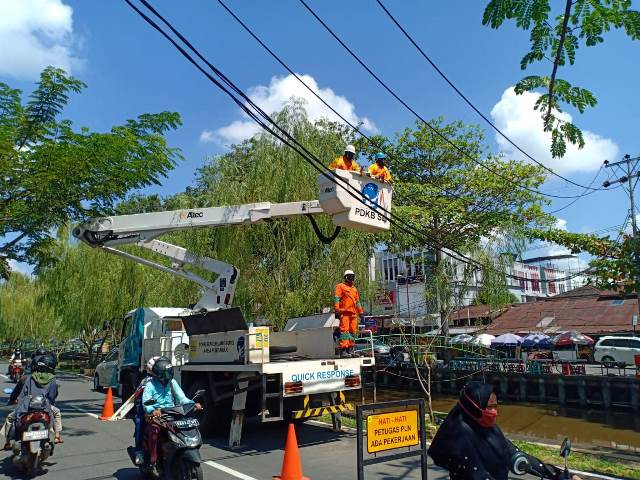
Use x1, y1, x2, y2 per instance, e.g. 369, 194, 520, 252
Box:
361, 387, 640, 450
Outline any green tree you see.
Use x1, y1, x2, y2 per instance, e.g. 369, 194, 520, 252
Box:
527, 226, 639, 295
0, 67, 183, 277
358, 118, 549, 333
482, 0, 640, 157
37, 238, 197, 366
184, 100, 376, 328
0, 272, 60, 347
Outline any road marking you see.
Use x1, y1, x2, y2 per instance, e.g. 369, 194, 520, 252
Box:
204, 460, 258, 480
0, 373, 8, 380
67, 405, 100, 419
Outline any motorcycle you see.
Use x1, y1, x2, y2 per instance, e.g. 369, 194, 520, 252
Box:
9, 360, 24, 383
10, 394, 55, 478
128, 390, 205, 480
511, 437, 573, 480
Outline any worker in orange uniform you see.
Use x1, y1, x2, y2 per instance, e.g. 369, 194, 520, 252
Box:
368, 152, 392, 182
329, 144, 361, 173
334, 270, 364, 358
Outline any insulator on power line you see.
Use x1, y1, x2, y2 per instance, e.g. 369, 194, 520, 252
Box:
603, 181, 611, 188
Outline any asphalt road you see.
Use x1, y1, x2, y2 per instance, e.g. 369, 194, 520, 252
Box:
0, 367, 448, 480
0, 367, 612, 480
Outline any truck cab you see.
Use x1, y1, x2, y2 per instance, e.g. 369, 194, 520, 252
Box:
117, 307, 191, 400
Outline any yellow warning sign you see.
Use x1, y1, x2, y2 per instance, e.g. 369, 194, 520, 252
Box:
367, 410, 419, 453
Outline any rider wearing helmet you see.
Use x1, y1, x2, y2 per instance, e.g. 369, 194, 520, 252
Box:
3, 351, 62, 449
130, 356, 160, 466
142, 357, 201, 472
8, 348, 23, 375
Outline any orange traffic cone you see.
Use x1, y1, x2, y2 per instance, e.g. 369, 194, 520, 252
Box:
273, 423, 309, 480
99, 387, 115, 420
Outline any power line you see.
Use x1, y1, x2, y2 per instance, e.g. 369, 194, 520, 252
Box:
122, 0, 485, 272
214, 0, 508, 213
123, 0, 598, 286
374, 0, 608, 193
547, 166, 603, 214
296, 0, 597, 200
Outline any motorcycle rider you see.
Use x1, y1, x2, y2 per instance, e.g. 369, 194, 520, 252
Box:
131, 356, 160, 466
3, 352, 63, 449
8, 348, 23, 375
429, 381, 582, 480
142, 357, 201, 475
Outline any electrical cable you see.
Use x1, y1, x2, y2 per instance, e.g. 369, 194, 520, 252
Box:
124, 0, 497, 274
215, 0, 493, 212
296, 0, 597, 200
547, 166, 603, 214
124, 0, 601, 285
375, 0, 608, 193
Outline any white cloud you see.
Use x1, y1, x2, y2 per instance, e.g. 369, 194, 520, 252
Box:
490, 87, 619, 174
201, 73, 376, 145
8, 259, 32, 277
0, 0, 83, 78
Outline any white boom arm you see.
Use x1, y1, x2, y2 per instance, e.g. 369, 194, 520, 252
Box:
73, 172, 393, 312
73, 201, 324, 311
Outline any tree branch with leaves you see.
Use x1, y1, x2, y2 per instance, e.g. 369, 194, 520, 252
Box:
483, 0, 640, 157
0, 67, 183, 277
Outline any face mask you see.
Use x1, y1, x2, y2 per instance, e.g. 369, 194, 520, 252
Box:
460, 391, 498, 428
478, 408, 498, 428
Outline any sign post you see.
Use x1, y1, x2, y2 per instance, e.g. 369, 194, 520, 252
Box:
356, 399, 428, 480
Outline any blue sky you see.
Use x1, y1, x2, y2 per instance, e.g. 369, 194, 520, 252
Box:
2, 0, 638, 272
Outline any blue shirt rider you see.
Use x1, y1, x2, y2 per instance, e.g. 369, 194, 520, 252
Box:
141, 357, 201, 472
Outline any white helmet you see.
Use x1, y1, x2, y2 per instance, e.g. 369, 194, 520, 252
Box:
344, 269, 355, 277
344, 144, 356, 155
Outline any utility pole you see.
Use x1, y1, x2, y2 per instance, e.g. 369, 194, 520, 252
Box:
604, 154, 640, 334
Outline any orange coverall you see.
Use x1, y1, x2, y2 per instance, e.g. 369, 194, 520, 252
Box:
368, 163, 392, 182
329, 155, 361, 173
334, 282, 364, 350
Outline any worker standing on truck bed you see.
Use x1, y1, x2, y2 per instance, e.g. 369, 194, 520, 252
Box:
368, 152, 392, 182
334, 270, 364, 358
329, 144, 361, 173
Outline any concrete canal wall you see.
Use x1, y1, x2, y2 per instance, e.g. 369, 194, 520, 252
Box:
372, 367, 640, 411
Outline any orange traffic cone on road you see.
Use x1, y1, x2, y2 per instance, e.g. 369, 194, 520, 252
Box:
99, 387, 115, 420
273, 423, 309, 480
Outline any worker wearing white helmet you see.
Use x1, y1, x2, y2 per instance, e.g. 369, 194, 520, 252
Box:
334, 269, 364, 357
329, 144, 361, 173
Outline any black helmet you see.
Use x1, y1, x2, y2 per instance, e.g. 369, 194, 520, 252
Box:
151, 356, 174, 386
32, 347, 47, 359
33, 353, 56, 373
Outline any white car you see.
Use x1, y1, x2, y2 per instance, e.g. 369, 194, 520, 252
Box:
594, 336, 640, 365
93, 348, 119, 393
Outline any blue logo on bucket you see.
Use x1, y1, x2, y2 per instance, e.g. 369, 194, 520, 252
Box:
362, 183, 379, 209
237, 336, 245, 360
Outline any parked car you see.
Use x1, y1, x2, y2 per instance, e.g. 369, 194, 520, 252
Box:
93, 348, 119, 393
594, 336, 640, 365
354, 338, 391, 361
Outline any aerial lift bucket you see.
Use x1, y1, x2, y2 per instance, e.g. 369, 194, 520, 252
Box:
317, 170, 393, 233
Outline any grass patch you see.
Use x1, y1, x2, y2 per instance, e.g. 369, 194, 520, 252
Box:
513, 441, 640, 480
317, 413, 357, 428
